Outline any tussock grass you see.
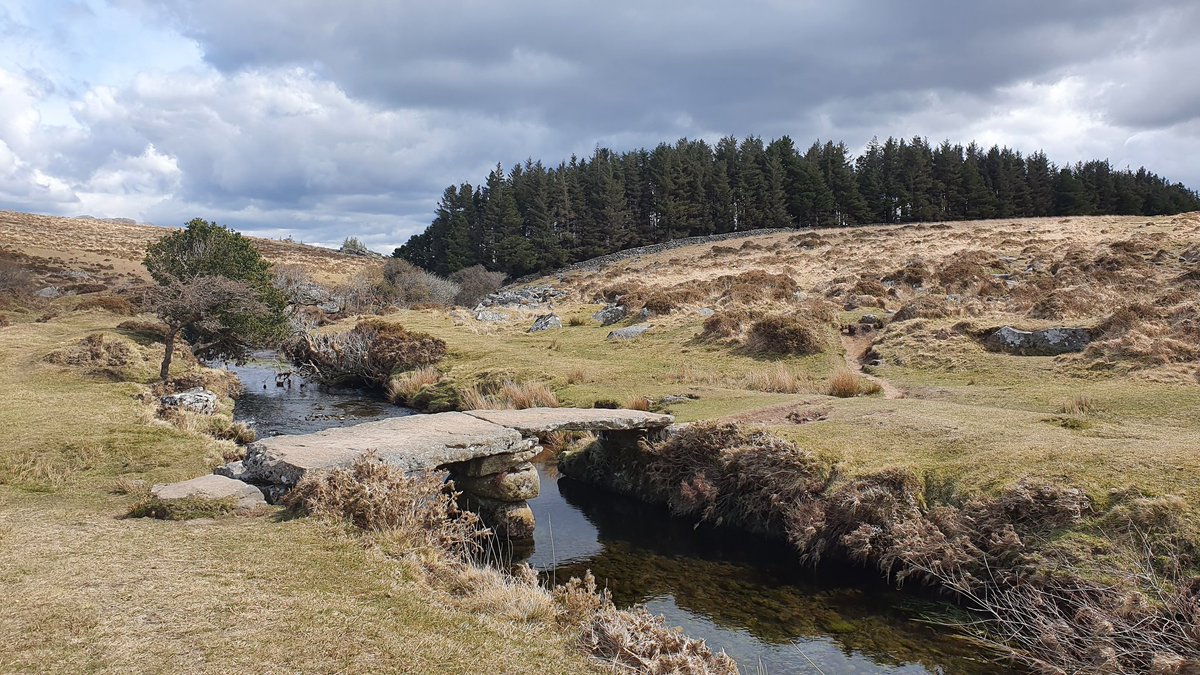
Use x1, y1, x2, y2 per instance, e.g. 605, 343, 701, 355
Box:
458, 379, 559, 410
386, 365, 442, 404
825, 369, 882, 398
742, 364, 814, 393
1058, 393, 1100, 415
626, 395, 652, 411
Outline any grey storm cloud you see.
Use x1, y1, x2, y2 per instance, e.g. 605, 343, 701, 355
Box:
2, 0, 1199, 251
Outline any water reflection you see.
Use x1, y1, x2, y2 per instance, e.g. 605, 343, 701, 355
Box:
526, 462, 1005, 675
220, 351, 411, 437
224, 360, 1005, 674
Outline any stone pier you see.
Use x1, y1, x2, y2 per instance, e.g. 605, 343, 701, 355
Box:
159, 407, 673, 539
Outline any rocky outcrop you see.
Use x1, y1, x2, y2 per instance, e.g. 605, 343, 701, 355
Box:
593, 304, 627, 326
151, 475, 266, 514
607, 324, 651, 341
474, 309, 509, 322
528, 313, 562, 332
477, 285, 567, 310
159, 388, 218, 415
984, 325, 1091, 356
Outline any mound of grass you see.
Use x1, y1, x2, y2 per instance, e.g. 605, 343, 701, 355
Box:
746, 316, 825, 355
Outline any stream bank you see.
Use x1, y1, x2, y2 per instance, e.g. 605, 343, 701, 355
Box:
223, 355, 1003, 674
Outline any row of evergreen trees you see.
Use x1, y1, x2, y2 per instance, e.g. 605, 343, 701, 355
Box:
395, 136, 1200, 277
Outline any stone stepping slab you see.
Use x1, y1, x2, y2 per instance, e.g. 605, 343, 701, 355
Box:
242, 411, 529, 487
463, 407, 673, 435
241, 407, 674, 489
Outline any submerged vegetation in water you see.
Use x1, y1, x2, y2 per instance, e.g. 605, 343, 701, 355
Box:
568, 422, 1200, 673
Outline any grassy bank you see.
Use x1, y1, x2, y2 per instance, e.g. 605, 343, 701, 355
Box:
0, 310, 597, 674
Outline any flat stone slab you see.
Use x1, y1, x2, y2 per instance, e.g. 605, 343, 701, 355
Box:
151, 474, 266, 512
464, 407, 674, 434
243, 411, 528, 486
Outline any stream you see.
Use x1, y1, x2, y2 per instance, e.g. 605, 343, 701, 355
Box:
224, 355, 1004, 675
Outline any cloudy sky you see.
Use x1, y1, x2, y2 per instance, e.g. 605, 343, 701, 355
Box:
1, 1, 1198, 251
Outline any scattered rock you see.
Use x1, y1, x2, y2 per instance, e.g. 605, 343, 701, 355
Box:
592, 304, 627, 326
474, 309, 509, 322
316, 300, 343, 314
159, 388, 218, 415
984, 325, 1091, 356
607, 324, 651, 341
658, 394, 697, 405
34, 287, 61, 299
150, 475, 266, 514
528, 313, 562, 332
637, 307, 654, 321
859, 314, 883, 328
695, 308, 716, 318
478, 285, 567, 309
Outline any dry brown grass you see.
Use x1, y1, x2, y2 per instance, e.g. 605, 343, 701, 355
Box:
460, 380, 560, 410
626, 395, 652, 411
387, 365, 442, 404
1058, 393, 1100, 416
565, 365, 588, 384
499, 380, 559, 409
742, 364, 814, 393
825, 369, 882, 398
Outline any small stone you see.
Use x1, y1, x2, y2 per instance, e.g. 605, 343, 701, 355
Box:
592, 304, 627, 326
607, 324, 651, 341
474, 309, 509, 322
456, 462, 539, 501
529, 313, 562, 332
695, 308, 715, 318
150, 475, 266, 514
213, 461, 248, 481
159, 388, 218, 415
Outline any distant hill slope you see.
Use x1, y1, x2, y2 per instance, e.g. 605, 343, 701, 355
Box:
0, 211, 380, 285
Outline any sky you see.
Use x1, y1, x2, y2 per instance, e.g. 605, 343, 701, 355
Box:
1, 1, 1198, 252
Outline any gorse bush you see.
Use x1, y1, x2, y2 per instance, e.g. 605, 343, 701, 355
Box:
284, 454, 486, 560
289, 318, 447, 388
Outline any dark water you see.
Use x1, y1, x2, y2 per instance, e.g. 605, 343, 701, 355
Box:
521, 462, 1003, 674
226, 356, 1002, 674
220, 351, 411, 436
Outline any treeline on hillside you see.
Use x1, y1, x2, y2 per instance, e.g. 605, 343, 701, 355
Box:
395, 136, 1200, 278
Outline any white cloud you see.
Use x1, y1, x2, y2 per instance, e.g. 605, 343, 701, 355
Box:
0, 0, 1197, 253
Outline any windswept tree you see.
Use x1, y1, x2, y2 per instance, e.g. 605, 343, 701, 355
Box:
144, 218, 287, 381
